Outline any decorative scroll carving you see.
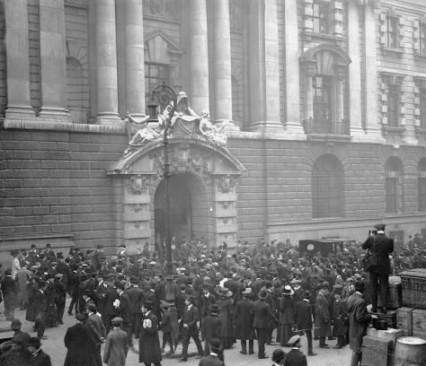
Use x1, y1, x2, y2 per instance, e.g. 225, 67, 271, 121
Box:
126, 175, 151, 195
217, 175, 236, 193
218, 201, 233, 210
143, 0, 180, 20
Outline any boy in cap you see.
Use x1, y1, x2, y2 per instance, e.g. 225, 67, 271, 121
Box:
103, 317, 129, 366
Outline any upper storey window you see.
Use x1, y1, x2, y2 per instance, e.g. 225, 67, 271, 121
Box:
386, 14, 398, 49
313, 0, 331, 35
379, 9, 404, 52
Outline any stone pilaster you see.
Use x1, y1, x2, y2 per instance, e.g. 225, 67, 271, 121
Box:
348, 0, 365, 139
124, 0, 146, 118
122, 176, 152, 251
4, 0, 34, 119
38, 0, 70, 122
213, 175, 239, 247
283, 0, 305, 138
95, 0, 121, 125
364, 2, 384, 141
213, 0, 234, 128
190, 0, 210, 113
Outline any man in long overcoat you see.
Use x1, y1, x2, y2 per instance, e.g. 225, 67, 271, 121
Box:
315, 286, 331, 348
64, 313, 101, 366
180, 295, 204, 361
253, 290, 277, 359
347, 281, 373, 366
126, 277, 144, 339
103, 317, 128, 366
234, 287, 255, 355
139, 300, 162, 366
294, 290, 316, 356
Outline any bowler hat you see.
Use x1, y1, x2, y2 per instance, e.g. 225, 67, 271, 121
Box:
272, 349, 286, 364
374, 223, 386, 231
288, 335, 301, 347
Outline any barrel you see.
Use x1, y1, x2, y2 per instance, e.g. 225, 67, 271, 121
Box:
394, 336, 426, 366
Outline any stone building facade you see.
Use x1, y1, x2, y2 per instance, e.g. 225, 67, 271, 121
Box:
1, 0, 426, 256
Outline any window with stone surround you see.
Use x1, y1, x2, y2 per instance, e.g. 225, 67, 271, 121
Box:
313, 75, 333, 133
312, 0, 331, 34
145, 63, 170, 98
385, 157, 403, 214
380, 74, 404, 128
379, 9, 404, 51
303, 0, 344, 38
418, 158, 426, 212
414, 78, 426, 129
413, 17, 426, 54
311, 154, 344, 219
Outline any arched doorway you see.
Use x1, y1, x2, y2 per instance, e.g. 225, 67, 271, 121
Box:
154, 173, 208, 249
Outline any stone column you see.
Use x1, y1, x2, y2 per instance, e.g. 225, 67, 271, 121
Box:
348, 1, 364, 139
248, 0, 283, 134
124, 0, 146, 118
283, 0, 305, 138
4, 0, 34, 119
190, 0, 210, 113
95, 0, 120, 124
38, 0, 70, 121
364, 2, 383, 141
213, 0, 233, 126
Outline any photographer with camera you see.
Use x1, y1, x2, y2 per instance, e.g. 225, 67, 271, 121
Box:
362, 223, 394, 314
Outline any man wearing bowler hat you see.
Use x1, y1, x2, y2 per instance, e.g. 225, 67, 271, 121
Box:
362, 223, 394, 314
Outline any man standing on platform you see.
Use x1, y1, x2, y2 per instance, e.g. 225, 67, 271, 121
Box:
362, 223, 394, 314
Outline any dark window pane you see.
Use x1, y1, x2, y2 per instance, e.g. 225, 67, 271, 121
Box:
385, 178, 397, 213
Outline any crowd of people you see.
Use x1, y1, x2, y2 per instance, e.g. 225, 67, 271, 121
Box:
0, 226, 424, 366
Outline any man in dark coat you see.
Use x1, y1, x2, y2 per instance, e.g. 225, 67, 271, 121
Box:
53, 273, 67, 324
126, 277, 144, 340
347, 280, 374, 366
284, 335, 307, 366
201, 303, 221, 356
294, 290, 316, 356
64, 313, 101, 366
139, 300, 162, 366
1, 269, 18, 321
180, 295, 204, 361
27, 337, 52, 366
331, 285, 347, 349
116, 282, 132, 346
234, 287, 255, 355
103, 317, 128, 366
33, 280, 47, 340
104, 279, 119, 333
315, 286, 331, 348
253, 289, 277, 359
362, 223, 394, 313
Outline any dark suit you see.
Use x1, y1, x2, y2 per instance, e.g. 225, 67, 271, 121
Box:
117, 291, 132, 345
283, 348, 307, 366
294, 299, 314, 355
126, 285, 144, 339
234, 297, 255, 354
362, 232, 394, 311
253, 299, 277, 358
181, 304, 204, 360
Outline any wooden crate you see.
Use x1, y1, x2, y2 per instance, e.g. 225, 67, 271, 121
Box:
361, 335, 392, 366
397, 307, 413, 336
412, 308, 426, 340
400, 269, 426, 309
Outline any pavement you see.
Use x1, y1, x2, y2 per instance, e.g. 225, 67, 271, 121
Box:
0, 300, 352, 366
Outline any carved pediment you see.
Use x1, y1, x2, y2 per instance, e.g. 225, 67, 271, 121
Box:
144, 31, 182, 64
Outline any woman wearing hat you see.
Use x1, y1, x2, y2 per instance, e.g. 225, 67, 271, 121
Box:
215, 286, 235, 349
278, 285, 295, 347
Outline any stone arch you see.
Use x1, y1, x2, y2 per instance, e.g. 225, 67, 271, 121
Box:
108, 138, 245, 251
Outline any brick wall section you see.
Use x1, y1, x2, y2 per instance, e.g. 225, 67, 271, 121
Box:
0, 129, 127, 250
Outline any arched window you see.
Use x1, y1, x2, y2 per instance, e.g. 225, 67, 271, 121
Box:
418, 158, 426, 211
312, 155, 344, 218
385, 157, 403, 213
301, 45, 351, 135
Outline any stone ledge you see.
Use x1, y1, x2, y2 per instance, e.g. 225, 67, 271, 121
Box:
2, 119, 126, 134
